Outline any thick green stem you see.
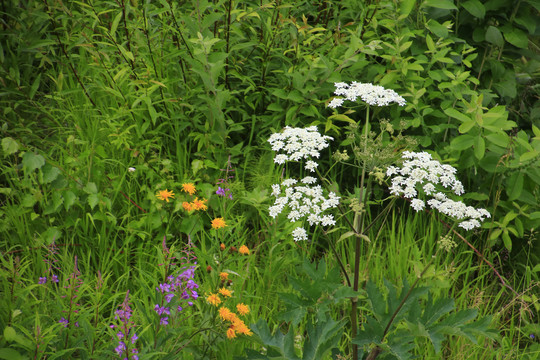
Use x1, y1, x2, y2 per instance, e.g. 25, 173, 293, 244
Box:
351, 106, 371, 360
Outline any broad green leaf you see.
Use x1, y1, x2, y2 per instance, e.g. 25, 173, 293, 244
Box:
502, 231, 512, 252
1, 137, 19, 156
22, 152, 45, 172
328, 114, 356, 124
485, 132, 510, 148
474, 136, 485, 159
450, 134, 475, 150
83, 182, 98, 194
458, 120, 475, 133
462, 0, 486, 18
485, 26, 504, 47
0, 348, 23, 360
426, 19, 449, 38
63, 190, 77, 211
444, 107, 471, 123
506, 173, 524, 200
423, 0, 458, 10
41, 163, 61, 183
502, 26, 529, 49
520, 150, 539, 162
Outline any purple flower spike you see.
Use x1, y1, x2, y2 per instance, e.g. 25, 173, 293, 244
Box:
38, 277, 47, 284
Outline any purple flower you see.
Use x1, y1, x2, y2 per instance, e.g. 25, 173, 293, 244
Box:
38, 277, 47, 284
531, 334, 535, 340
165, 293, 174, 303
160, 317, 169, 326
114, 341, 126, 356
59, 317, 69, 327
131, 333, 138, 344
52, 274, 59, 283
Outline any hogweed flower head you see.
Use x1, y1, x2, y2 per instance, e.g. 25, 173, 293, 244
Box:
328, 81, 406, 108
268, 126, 333, 171
387, 151, 490, 230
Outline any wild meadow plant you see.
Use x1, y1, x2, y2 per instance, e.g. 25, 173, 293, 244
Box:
260, 82, 498, 359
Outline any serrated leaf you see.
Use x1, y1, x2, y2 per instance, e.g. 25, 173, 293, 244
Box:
302, 316, 344, 360
83, 182, 98, 194
1, 137, 19, 156
421, 295, 455, 327
41, 163, 61, 183
366, 281, 386, 322
88, 194, 99, 209
250, 319, 301, 360
22, 152, 45, 172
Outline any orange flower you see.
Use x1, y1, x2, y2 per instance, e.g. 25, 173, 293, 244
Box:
219, 287, 232, 297
206, 293, 221, 306
182, 183, 196, 195
218, 307, 235, 321
182, 201, 193, 211
220, 243, 226, 251
232, 318, 252, 336
192, 197, 208, 211
239, 245, 250, 255
156, 189, 175, 202
211, 218, 227, 229
226, 327, 236, 339
236, 303, 250, 316
219, 272, 229, 281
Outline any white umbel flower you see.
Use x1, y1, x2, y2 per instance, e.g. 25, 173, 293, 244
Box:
387, 151, 490, 231
328, 81, 406, 108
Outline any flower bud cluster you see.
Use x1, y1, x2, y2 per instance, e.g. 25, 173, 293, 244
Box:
268, 127, 340, 242
328, 82, 406, 108
387, 151, 490, 230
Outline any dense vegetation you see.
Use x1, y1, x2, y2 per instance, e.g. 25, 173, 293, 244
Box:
1, 0, 539, 359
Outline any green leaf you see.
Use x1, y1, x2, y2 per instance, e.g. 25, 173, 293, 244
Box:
0, 348, 23, 360
426, 19, 449, 37
88, 194, 99, 209
444, 107, 471, 123
502, 231, 512, 252
250, 319, 301, 360
502, 26, 529, 49
1, 137, 19, 156
302, 316, 344, 360
474, 136, 485, 159
63, 190, 77, 211
41, 163, 61, 183
110, 11, 123, 39
506, 172, 524, 200
3, 327, 17, 342
462, 0, 486, 18
22, 152, 45, 172
83, 182, 98, 194
450, 134, 475, 150
520, 150, 539, 162
485, 26, 504, 47
423, 0, 458, 10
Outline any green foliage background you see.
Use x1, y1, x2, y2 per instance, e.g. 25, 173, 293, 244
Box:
0, 0, 539, 359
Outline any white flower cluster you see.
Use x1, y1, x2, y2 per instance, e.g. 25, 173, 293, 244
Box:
268, 127, 340, 241
267, 126, 333, 172
328, 81, 406, 108
269, 177, 340, 241
387, 151, 490, 231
